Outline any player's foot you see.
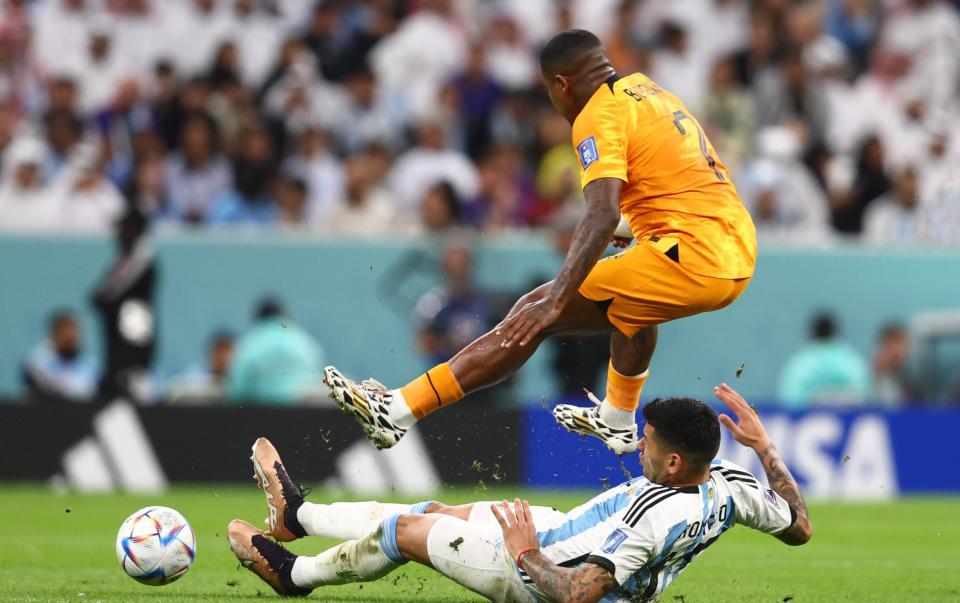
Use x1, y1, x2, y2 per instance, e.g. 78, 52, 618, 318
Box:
250, 437, 308, 542
227, 519, 311, 597
552, 390, 639, 455
323, 366, 407, 450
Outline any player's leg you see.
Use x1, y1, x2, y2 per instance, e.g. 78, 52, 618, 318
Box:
325, 281, 612, 448
596, 326, 657, 427
250, 436, 440, 541
553, 239, 753, 452
231, 512, 534, 601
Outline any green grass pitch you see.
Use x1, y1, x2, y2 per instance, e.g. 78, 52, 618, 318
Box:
0, 485, 957, 602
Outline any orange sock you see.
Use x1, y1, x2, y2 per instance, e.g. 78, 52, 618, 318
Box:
399, 362, 465, 420
605, 360, 649, 411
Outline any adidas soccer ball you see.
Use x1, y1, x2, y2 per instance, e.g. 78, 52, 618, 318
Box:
115, 506, 196, 585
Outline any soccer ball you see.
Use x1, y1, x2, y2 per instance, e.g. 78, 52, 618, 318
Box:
115, 506, 196, 585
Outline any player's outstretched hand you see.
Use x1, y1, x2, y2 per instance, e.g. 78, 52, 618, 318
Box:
496, 297, 562, 348
610, 235, 633, 248
491, 498, 539, 565
714, 383, 771, 452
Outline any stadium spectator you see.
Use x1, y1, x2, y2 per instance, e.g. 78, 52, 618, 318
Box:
58, 16, 136, 116
418, 181, 466, 237
449, 44, 503, 159
22, 309, 99, 402
226, 296, 325, 406
166, 329, 234, 404
42, 108, 83, 178
741, 128, 831, 243
274, 176, 311, 230
325, 153, 396, 238
778, 311, 871, 408
872, 322, 914, 406
163, 113, 232, 224
0, 136, 57, 232
51, 143, 126, 233
90, 208, 157, 402
414, 244, 492, 366
207, 124, 278, 226
336, 66, 403, 154
863, 165, 924, 245
699, 56, 756, 173
388, 117, 479, 214
830, 135, 891, 234
282, 128, 344, 223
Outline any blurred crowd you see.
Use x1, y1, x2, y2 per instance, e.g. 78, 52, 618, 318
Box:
0, 0, 955, 244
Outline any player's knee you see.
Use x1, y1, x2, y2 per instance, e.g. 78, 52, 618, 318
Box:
394, 514, 436, 564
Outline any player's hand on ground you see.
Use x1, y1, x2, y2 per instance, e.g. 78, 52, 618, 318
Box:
610, 235, 633, 248
714, 383, 771, 451
496, 297, 561, 347
491, 498, 539, 564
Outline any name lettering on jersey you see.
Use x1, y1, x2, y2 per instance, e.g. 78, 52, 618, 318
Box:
577, 136, 599, 169
682, 504, 728, 539
601, 528, 628, 554
623, 81, 664, 102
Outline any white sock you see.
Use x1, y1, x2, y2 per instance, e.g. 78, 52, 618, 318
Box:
598, 399, 636, 429
290, 527, 399, 588
296, 500, 432, 540
388, 389, 418, 429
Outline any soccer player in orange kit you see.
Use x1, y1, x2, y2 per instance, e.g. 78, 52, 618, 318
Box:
324, 29, 757, 454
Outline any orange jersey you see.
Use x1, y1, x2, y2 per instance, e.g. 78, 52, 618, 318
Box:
572, 72, 756, 279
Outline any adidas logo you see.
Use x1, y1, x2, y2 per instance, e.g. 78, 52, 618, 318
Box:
51, 400, 167, 494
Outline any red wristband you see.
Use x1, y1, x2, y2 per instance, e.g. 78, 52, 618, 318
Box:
516, 548, 539, 571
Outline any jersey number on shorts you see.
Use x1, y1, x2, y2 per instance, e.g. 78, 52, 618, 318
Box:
671, 111, 725, 182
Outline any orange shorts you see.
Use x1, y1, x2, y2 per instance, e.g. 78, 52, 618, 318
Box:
578, 237, 751, 337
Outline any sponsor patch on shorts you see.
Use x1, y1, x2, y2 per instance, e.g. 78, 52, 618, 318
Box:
577, 136, 599, 169
601, 528, 628, 554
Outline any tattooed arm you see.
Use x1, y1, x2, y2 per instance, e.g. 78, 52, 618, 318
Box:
756, 441, 813, 545
519, 553, 617, 603
714, 383, 813, 546
548, 177, 622, 306
497, 178, 621, 347
491, 498, 618, 603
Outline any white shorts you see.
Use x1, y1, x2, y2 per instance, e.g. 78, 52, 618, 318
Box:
425, 503, 566, 603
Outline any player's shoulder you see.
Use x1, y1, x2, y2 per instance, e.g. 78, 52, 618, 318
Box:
619, 481, 701, 531
710, 459, 763, 491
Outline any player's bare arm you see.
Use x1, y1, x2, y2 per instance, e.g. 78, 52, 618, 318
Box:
492, 498, 617, 603
715, 383, 813, 545
497, 177, 622, 348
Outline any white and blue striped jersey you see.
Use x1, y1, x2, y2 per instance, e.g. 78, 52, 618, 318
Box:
523, 459, 795, 602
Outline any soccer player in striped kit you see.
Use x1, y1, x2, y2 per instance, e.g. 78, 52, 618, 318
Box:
228, 384, 811, 602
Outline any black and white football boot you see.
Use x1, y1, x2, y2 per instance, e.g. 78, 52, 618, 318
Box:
552, 389, 639, 455
323, 366, 407, 450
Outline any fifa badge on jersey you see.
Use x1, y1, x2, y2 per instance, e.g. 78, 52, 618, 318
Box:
763, 488, 781, 509
601, 528, 628, 554
577, 136, 599, 169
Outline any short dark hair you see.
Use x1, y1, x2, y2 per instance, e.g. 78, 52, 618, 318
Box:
539, 29, 603, 77
642, 397, 720, 469
878, 321, 906, 341
255, 296, 285, 321
48, 309, 76, 331
811, 311, 836, 340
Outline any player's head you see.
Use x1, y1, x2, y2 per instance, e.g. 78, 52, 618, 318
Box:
638, 398, 720, 485
539, 29, 611, 122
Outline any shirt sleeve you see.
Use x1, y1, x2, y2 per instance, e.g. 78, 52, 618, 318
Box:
571, 93, 629, 189
585, 512, 657, 586
720, 461, 795, 535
